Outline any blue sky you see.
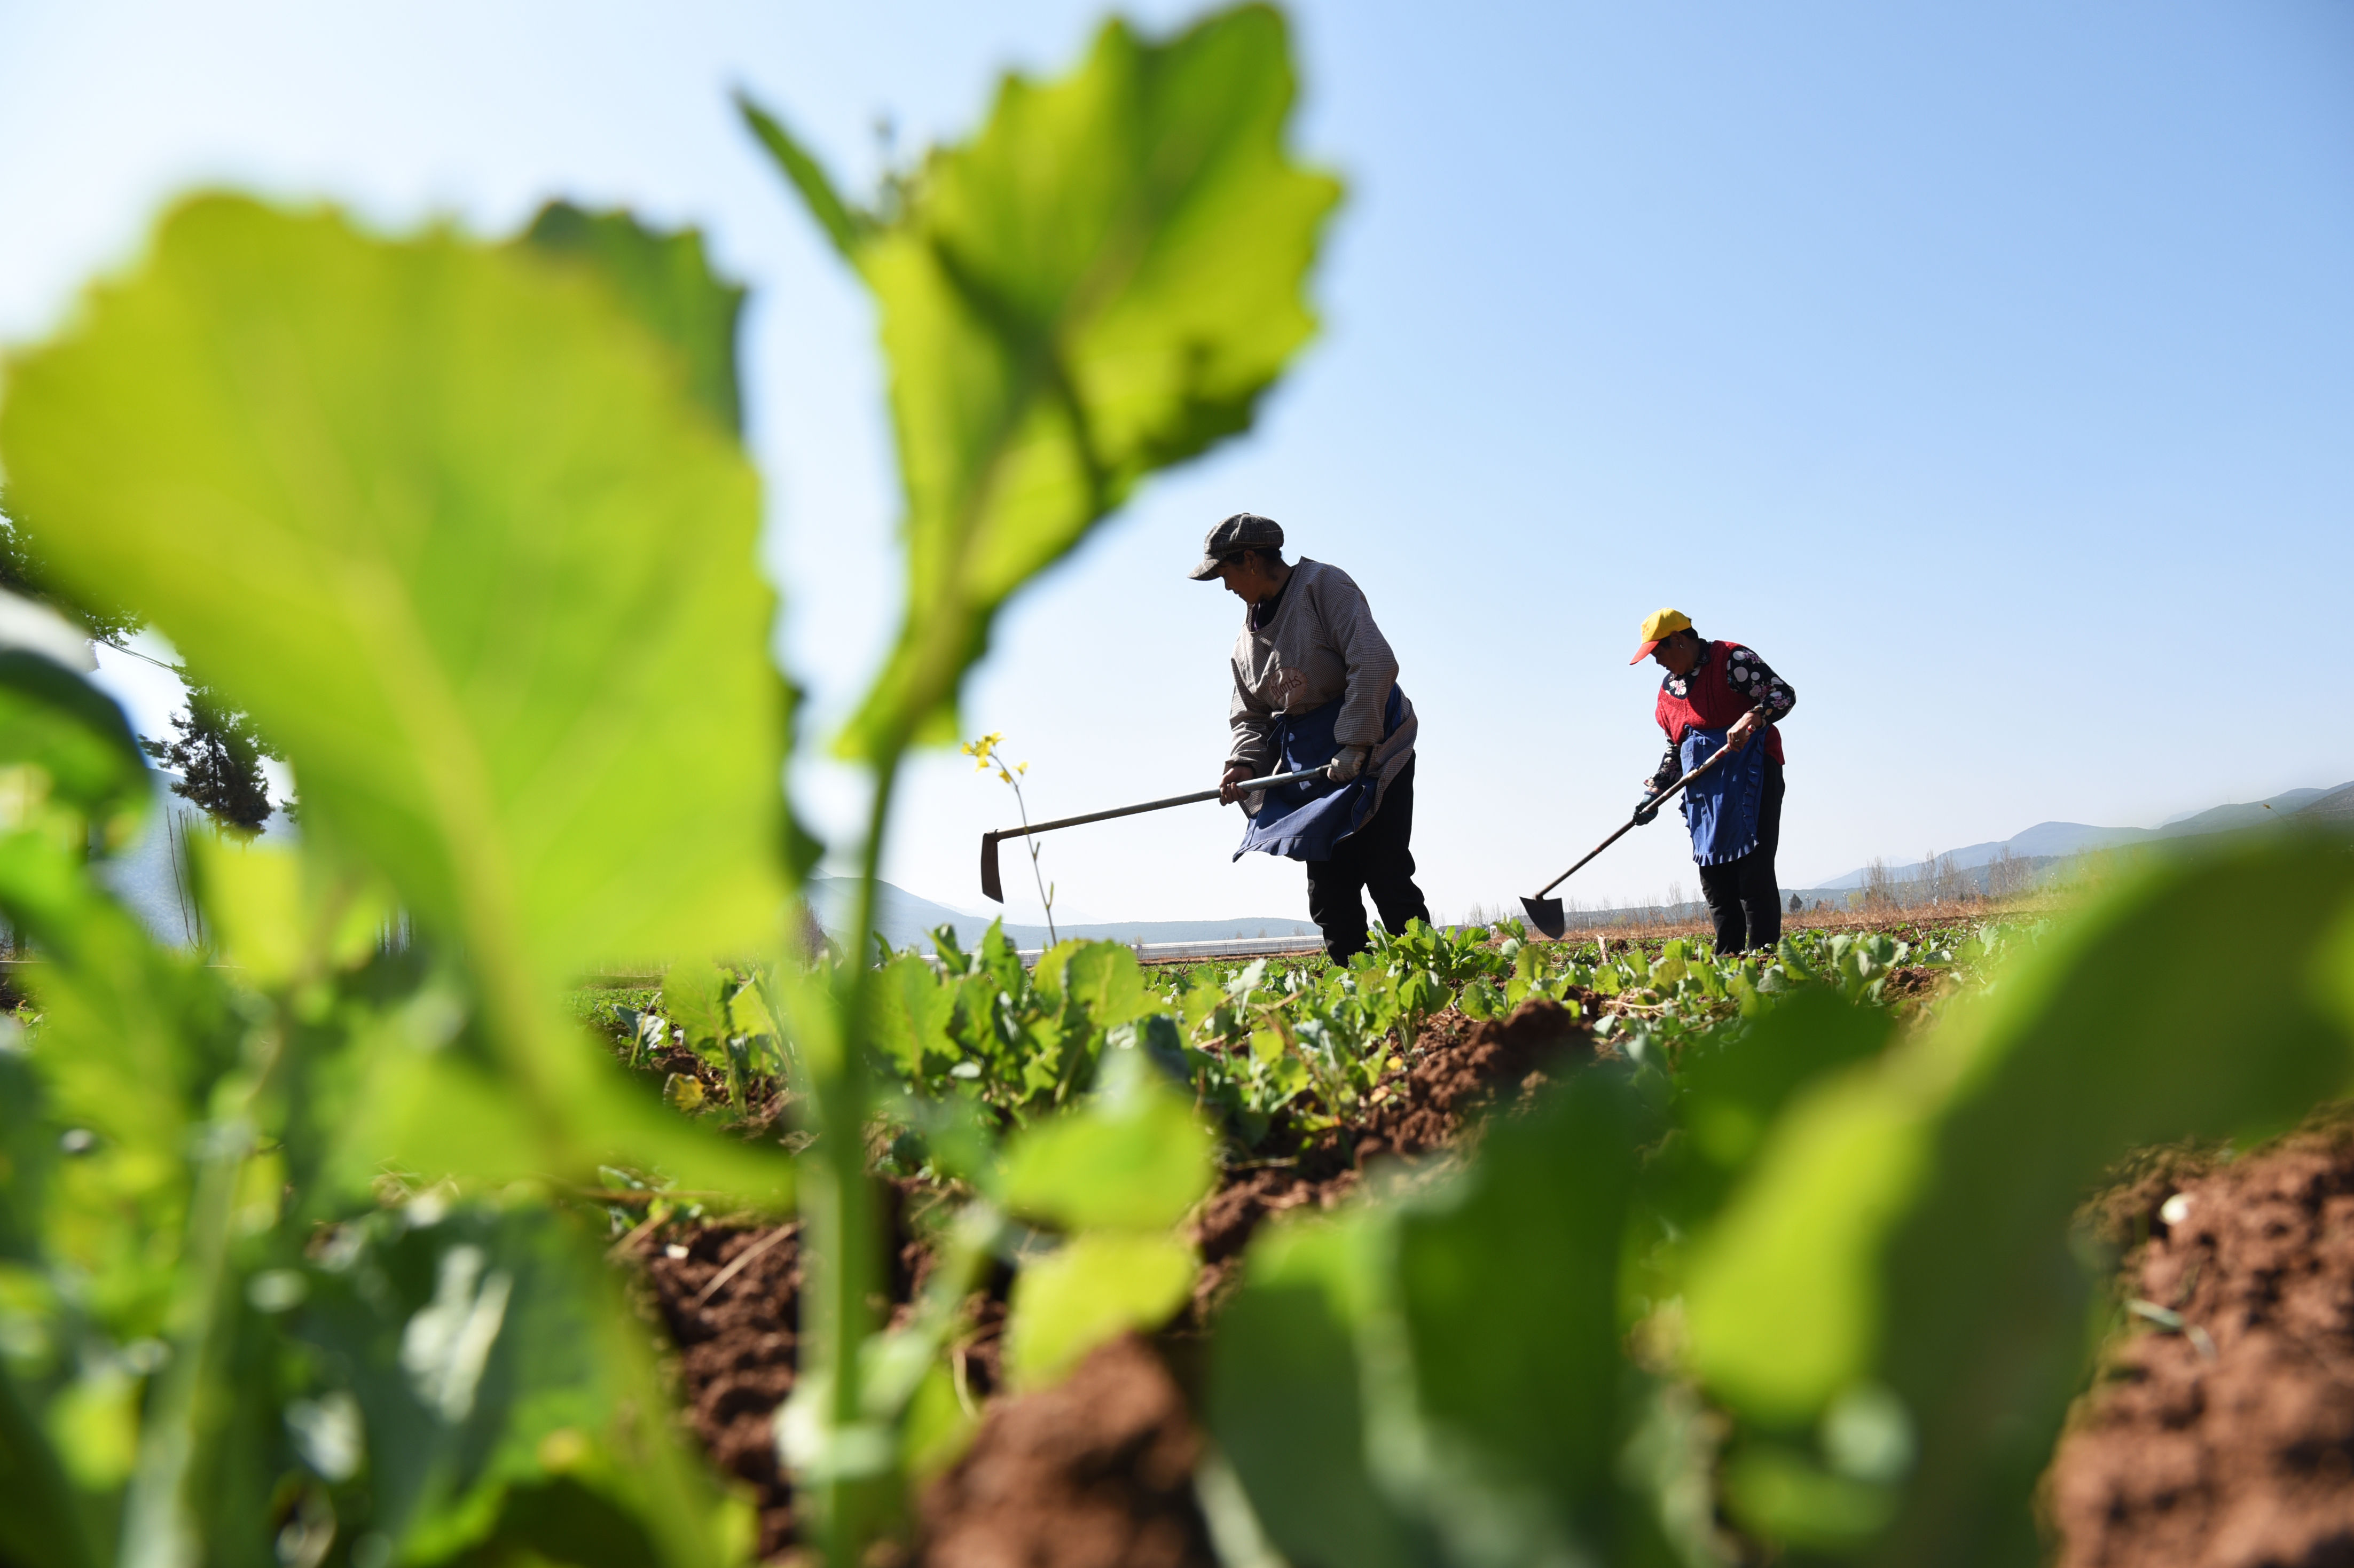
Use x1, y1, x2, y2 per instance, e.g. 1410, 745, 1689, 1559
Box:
3, 1, 2349, 926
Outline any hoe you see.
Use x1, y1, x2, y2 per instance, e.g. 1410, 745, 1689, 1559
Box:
980, 766, 1332, 903
1519, 706, 1771, 939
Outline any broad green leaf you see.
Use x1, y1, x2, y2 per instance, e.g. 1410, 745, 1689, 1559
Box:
996, 1060, 1214, 1230
1394, 1068, 1653, 1556
294, 1203, 749, 1568
659, 959, 732, 1046
1683, 833, 2354, 1566
1649, 989, 1896, 1234
0, 194, 785, 990
745, 5, 1341, 756
1209, 1212, 1420, 1568
1001, 1231, 1195, 1390
870, 953, 954, 1075
1057, 941, 1151, 1030
517, 202, 748, 436
0, 196, 792, 1188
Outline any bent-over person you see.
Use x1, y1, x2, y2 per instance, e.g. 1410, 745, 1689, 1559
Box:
1194, 513, 1430, 961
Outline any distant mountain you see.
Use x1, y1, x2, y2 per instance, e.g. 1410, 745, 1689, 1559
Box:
1799, 780, 2353, 892
804, 877, 1316, 953
2299, 783, 2354, 823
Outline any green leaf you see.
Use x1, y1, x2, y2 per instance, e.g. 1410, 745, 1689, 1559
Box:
517, 202, 748, 436
1683, 833, 2354, 1566
0, 1361, 96, 1568
747, 5, 1341, 756
2, 193, 785, 988
996, 1058, 1214, 1230
1055, 940, 1151, 1030
1001, 1231, 1195, 1390
294, 1202, 748, 1568
870, 952, 954, 1075
1394, 1068, 1653, 1554
1207, 1212, 1421, 1568
659, 959, 732, 1046
0, 645, 148, 840
733, 97, 872, 260
0, 195, 792, 1188
1651, 988, 1895, 1232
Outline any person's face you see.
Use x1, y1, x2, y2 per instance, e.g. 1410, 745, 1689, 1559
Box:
1650, 631, 1701, 677
1217, 554, 1279, 605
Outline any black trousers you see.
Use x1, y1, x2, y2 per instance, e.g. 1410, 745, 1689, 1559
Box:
1306, 758, 1432, 962
1697, 758, 1784, 955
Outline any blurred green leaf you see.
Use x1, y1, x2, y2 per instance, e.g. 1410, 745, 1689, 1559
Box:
745, 4, 1341, 756
1650, 989, 1895, 1234
0, 195, 792, 1190
1, 193, 786, 993
1684, 834, 2354, 1566
1207, 1212, 1421, 1568
0, 1361, 94, 1568
295, 1202, 749, 1568
1002, 1232, 1194, 1391
1395, 1068, 1653, 1557
0, 646, 148, 841
997, 1059, 1214, 1230
518, 201, 748, 435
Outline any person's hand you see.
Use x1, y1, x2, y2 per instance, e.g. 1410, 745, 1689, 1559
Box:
1325, 746, 1369, 784
1633, 793, 1660, 826
1726, 709, 1766, 752
1219, 762, 1256, 805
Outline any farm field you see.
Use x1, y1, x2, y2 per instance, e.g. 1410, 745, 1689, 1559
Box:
575, 906, 2354, 1565
0, 6, 2348, 1567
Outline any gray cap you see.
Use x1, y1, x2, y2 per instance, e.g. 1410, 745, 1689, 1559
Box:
1187, 513, 1285, 581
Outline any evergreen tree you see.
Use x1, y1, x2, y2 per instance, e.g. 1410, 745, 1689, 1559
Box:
140, 683, 277, 833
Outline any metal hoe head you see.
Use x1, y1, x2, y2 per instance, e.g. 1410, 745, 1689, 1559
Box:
979, 833, 1005, 904
1520, 896, 1568, 940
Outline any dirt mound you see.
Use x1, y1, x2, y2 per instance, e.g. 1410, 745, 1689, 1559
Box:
915, 1335, 1213, 1568
2049, 1127, 2354, 1568
638, 1221, 805, 1559
1352, 994, 1600, 1163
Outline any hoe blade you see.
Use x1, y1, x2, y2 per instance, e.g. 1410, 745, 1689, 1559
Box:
980, 833, 1005, 903
1520, 895, 1567, 940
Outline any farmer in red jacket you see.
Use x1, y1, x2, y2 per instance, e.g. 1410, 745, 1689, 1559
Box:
1630, 608, 1796, 954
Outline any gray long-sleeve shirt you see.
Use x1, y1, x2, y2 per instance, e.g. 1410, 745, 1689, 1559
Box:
1226, 559, 1418, 812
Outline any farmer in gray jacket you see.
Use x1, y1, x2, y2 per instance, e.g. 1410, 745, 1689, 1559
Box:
1194, 513, 1431, 960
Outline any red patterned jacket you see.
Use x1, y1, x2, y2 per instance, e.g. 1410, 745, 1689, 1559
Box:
1646, 640, 1795, 792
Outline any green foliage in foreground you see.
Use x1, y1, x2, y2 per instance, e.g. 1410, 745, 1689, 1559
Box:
0, 5, 2348, 1568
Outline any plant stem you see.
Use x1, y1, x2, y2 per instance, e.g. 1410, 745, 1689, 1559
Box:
804, 756, 897, 1565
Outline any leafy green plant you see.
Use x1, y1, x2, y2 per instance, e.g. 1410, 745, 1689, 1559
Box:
0, 195, 792, 1565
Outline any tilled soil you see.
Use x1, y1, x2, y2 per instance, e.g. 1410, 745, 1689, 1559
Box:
2049, 1126, 2354, 1568
636, 1220, 806, 1559
631, 997, 1601, 1562
914, 1335, 1214, 1568
1185, 996, 1602, 1313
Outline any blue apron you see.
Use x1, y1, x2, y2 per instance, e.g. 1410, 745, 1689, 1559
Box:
1234, 686, 1408, 863
1679, 725, 1768, 866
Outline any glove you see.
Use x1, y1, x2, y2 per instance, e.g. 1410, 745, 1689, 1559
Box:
1325, 745, 1370, 783
1633, 793, 1661, 826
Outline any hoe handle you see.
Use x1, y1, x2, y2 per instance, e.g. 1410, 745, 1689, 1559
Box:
981, 764, 1338, 901
1531, 705, 1775, 900
992, 765, 1332, 842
